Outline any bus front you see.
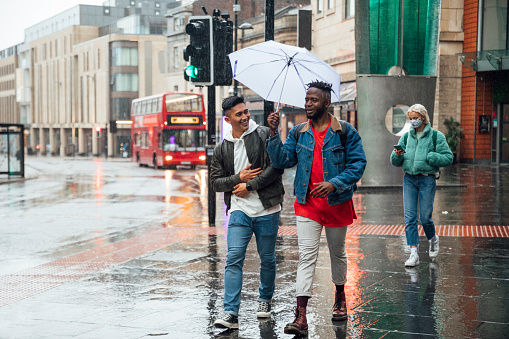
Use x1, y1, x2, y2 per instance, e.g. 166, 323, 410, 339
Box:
161, 93, 206, 168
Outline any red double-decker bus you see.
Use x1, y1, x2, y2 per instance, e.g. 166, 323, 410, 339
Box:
131, 92, 206, 169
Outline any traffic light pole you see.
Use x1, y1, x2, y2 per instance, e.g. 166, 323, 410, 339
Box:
207, 85, 216, 226
264, 0, 275, 126
233, 0, 239, 96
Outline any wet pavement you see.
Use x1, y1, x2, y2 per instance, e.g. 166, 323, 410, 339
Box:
1, 157, 509, 338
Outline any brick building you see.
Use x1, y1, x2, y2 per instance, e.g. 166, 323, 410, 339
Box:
459, 0, 509, 164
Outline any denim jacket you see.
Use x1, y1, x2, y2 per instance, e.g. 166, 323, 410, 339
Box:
267, 114, 367, 206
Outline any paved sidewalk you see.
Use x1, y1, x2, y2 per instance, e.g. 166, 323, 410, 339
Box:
1, 159, 508, 338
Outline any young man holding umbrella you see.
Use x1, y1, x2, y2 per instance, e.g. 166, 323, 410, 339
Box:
210, 96, 285, 329
267, 81, 366, 336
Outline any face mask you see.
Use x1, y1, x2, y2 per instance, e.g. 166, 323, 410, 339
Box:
410, 119, 422, 128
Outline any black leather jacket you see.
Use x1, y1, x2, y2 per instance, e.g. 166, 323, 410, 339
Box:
210, 126, 285, 213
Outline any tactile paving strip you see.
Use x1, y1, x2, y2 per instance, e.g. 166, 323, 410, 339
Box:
1, 224, 508, 307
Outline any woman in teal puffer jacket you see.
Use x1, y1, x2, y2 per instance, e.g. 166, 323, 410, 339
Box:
390, 104, 453, 268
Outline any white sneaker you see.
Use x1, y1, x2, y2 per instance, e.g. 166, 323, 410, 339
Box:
256, 301, 271, 318
405, 253, 420, 267
429, 235, 439, 259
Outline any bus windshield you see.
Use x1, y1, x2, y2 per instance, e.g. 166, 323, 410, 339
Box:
162, 129, 206, 151
165, 93, 203, 113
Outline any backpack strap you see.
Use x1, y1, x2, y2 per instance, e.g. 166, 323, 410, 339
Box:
339, 120, 347, 148
292, 122, 307, 141
293, 120, 348, 148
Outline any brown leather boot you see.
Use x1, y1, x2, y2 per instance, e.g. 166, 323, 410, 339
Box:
284, 306, 308, 335
332, 291, 347, 321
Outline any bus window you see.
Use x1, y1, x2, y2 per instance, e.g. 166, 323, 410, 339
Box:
162, 129, 205, 151
152, 99, 158, 113
166, 93, 203, 113
157, 97, 163, 113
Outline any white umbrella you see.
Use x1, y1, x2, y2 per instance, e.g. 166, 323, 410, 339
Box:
228, 40, 341, 110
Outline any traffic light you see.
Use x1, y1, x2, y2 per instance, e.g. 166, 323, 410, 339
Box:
213, 14, 233, 86
109, 120, 117, 133
184, 16, 213, 86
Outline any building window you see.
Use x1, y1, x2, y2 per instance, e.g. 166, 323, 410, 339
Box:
328, 0, 334, 10
482, 0, 508, 50
173, 46, 179, 69
111, 73, 139, 92
112, 47, 138, 66
345, 0, 354, 19
111, 98, 133, 120
317, 0, 323, 13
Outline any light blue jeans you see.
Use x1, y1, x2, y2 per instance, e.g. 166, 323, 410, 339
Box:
403, 174, 437, 246
224, 210, 280, 316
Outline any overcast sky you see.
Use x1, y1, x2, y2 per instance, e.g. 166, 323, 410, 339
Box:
0, 0, 103, 51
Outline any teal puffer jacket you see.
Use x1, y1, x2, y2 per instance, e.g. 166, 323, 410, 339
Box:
390, 123, 453, 175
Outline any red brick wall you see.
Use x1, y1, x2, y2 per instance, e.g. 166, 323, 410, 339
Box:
460, 0, 477, 160
461, 0, 493, 161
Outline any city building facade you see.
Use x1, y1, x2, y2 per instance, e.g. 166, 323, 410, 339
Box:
310, 0, 357, 128
0, 46, 19, 124
8, 1, 178, 157
166, 1, 310, 142
459, 0, 509, 164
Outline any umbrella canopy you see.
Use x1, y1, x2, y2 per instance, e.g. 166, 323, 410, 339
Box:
228, 40, 341, 109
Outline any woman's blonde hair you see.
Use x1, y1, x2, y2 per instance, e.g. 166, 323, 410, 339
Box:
407, 104, 430, 124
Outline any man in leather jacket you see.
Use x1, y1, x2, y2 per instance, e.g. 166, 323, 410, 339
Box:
211, 96, 284, 330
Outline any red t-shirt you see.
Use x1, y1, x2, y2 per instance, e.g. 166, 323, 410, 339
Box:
294, 119, 356, 227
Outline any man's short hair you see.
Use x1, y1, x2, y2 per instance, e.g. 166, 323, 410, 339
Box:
222, 96, 245, 116
307, 80, 332, 101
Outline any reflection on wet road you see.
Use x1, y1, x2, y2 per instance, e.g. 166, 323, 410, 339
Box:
0, 158, 508, 338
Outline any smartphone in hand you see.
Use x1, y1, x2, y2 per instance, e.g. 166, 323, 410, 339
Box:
394, 145, 404, 152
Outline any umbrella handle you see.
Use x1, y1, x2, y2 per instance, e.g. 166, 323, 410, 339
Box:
270, 102, 280, 126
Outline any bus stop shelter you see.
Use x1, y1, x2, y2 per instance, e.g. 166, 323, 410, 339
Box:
0, 124, 24, 177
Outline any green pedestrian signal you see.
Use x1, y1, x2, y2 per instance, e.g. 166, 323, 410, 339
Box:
185, 65, 199, 79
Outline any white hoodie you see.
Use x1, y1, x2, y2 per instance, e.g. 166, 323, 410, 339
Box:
223, 119, 281, 217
